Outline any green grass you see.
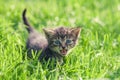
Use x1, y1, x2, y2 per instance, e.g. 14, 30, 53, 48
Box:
0, 0, 120, 80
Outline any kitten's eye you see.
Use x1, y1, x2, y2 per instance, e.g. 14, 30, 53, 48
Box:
54, 40, 60, 45
66, 39, 72, 44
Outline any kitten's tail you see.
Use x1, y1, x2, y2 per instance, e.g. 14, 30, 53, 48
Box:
22, 9, 34, 33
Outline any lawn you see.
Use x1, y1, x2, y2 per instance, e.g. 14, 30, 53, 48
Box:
0, 0, 120, 80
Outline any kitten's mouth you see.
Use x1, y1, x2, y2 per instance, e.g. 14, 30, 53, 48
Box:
60, 49, 67, 56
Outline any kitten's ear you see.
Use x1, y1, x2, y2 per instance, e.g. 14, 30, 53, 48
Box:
71, 27, 81, 38
43, 28, 55, 38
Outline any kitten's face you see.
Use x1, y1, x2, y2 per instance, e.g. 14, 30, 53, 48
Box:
43, 27, 81, 56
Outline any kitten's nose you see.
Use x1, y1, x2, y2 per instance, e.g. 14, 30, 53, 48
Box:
62, 46, 65, 49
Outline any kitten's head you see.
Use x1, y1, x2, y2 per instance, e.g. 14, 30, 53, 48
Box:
43, 27, 81, 56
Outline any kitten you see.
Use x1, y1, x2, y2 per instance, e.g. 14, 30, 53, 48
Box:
22, 9, 81, 63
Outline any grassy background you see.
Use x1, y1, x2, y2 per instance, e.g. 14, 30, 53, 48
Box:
0, 0, 120, 80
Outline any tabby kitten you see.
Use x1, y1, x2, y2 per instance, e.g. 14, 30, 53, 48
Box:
22, 9, 81, 63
